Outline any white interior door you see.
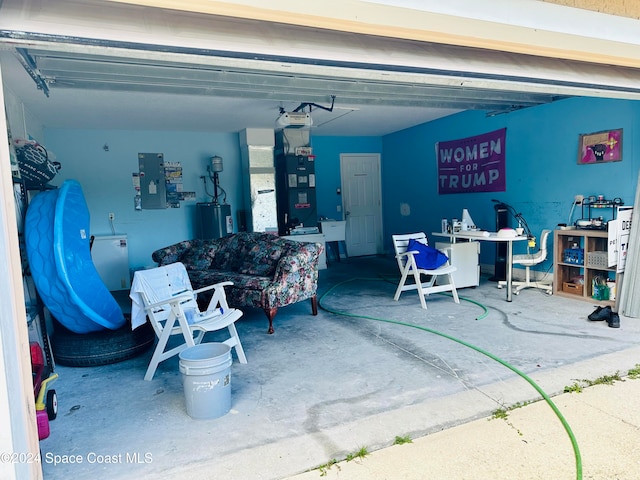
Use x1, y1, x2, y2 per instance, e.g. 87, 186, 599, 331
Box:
340, 153, 382, 257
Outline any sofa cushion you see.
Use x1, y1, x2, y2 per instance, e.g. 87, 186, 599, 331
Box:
181, 244, 218, 271
209, 232, 286, 276
238, 241, 284, 277
210, 234, 244, 272
189, 270, 272, 291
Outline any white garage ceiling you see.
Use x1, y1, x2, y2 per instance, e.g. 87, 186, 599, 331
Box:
2, 0, 640, 136
0, 45, 561, 137
0, 48, 468, 137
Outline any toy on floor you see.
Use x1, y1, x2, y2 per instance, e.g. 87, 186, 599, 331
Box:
31, 342, 58, 440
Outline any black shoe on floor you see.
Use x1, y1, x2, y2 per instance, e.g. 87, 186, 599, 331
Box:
588, 305, 611, 321
607, 312, 620, 328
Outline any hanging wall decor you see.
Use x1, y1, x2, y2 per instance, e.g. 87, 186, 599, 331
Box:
436, 128, 506, 194
578, 129, 622, 164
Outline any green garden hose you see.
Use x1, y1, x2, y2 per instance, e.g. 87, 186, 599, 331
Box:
319, 278, 582, 480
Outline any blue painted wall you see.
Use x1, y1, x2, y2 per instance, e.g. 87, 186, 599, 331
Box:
382, 97, 640, 270
44, 129, 243, 270
43, 128, 382, 271
311, 136, 383, 220
43, 96, 639, 275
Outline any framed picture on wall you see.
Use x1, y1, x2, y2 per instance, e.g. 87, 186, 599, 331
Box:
578, 129, 622, 164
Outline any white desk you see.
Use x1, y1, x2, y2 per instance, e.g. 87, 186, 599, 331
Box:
434, 240, 480, 288
432, 231, 528, 302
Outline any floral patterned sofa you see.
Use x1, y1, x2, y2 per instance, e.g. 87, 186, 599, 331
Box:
151, 232, 323, 334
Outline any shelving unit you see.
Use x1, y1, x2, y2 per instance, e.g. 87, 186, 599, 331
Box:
581, 198, 623, 225
15, 178, 55, 369
553, 228, 616, 306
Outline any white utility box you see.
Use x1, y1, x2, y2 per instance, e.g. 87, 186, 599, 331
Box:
91, 234, 131, 291
319, 220, 346, 242
319, 220, 347, 262
435, 241, 480, 288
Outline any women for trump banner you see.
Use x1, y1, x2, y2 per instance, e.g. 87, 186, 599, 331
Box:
436, 128, 506, 194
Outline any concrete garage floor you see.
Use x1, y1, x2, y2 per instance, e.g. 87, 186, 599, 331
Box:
39, 255, 640, 480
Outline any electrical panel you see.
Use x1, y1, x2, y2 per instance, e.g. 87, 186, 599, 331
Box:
138, 153, 166, 209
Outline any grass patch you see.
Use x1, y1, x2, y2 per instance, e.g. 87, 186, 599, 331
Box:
583, 372, 621, 386
565, 371, 623, 393
564, 382, 583, 393
491, 407, 509, 420
317, 459, 339, 477
393, 435, 413, 445
490, 401, 532, 437
627, 364, 640, 379
345, 446, 369, 462
314, 444, 379, 475
491, 401, 531, 420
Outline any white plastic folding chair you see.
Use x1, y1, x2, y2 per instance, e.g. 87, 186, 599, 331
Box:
392, 232, 460, 309
130, 262, 247, 381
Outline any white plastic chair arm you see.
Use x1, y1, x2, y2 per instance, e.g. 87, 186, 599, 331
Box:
193, 281, 234, 295
193, 282, 234, 312
143, 291, 194, 311
396, 250, 418, 259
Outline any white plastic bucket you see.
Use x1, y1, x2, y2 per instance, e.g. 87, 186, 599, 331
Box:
179, 343, 232, 419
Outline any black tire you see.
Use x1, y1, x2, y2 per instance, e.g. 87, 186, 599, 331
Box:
51, 317, 155, 367
46, 390, 58, 420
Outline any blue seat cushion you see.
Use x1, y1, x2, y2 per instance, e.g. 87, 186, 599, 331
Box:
407, 238, 448, 270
